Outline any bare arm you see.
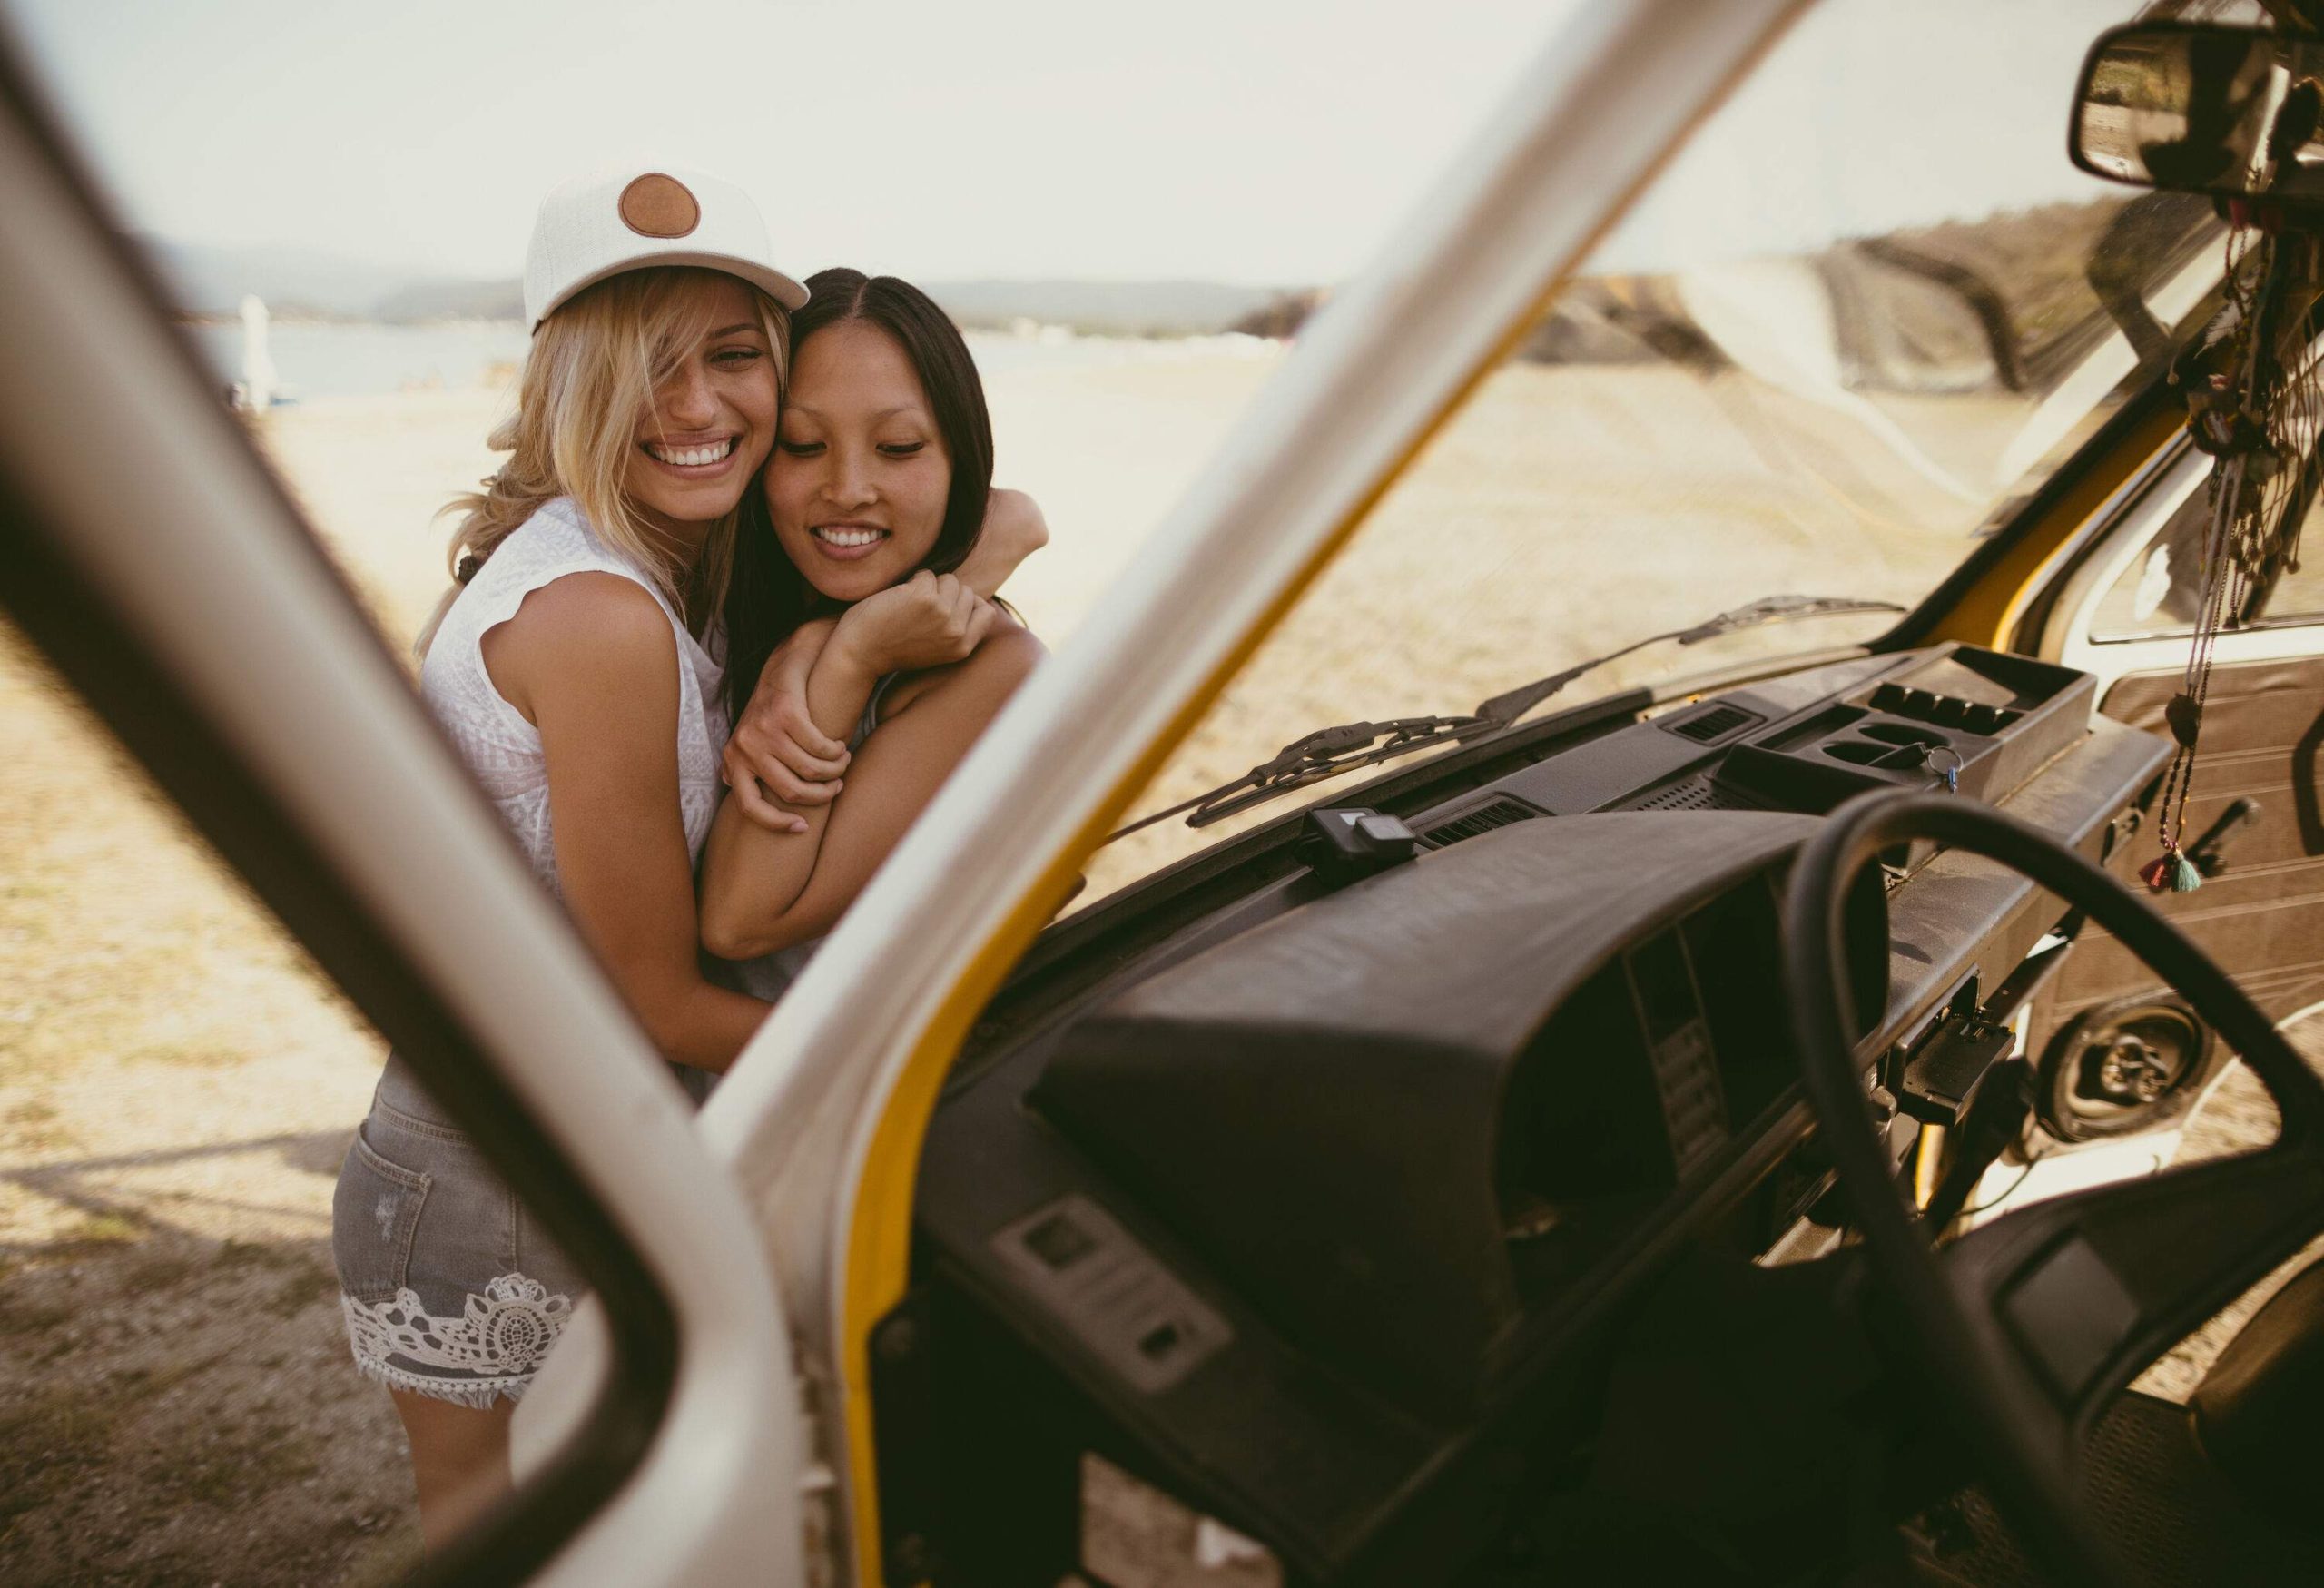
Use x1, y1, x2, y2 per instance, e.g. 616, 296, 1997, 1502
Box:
700, 619, 886, 953
703, 569, 991, 949
485, 572, 769, 1070
699, 611, 1043, 960
954, 487, 1048, 598
719, 617, 850, 833
717, 488, 1047, 825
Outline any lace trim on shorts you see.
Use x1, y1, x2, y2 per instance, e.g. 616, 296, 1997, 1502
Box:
341, 1273, 574, 1410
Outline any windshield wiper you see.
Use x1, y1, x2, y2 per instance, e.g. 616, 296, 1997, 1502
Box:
1107, 714, 1483, 840
1468, 593, 1905, 731
1102, 593, 1905, 844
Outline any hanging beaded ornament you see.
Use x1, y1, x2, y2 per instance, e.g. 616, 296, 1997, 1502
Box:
2146, 214, 2321, 893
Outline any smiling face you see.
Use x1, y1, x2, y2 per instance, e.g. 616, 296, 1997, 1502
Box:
763, 319, 953, 602
620, 274, 782, 538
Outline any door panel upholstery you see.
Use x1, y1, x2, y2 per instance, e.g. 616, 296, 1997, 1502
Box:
2040, 657, 2324, 1048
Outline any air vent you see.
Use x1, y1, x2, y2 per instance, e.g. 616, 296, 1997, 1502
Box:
1627, 777, 1756, 813
1664, 701, 1764, 744
1420, 795, 1543, 848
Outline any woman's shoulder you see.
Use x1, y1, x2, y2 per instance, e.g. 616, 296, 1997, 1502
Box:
499, 567, 671, 643
444, 502, 648, 618
423, 504, 666, 674
483, 572, 684, 715
465, 565, 676, 716
970, 618, 1046, 675
493, 495, 596, 559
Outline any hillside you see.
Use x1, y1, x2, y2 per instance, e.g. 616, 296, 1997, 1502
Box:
925, 279, 1282, 337
142, 235, 1292, 335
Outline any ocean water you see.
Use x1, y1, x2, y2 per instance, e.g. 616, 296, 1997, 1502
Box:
187, 319, 1273, 403
188, 320, 531, 402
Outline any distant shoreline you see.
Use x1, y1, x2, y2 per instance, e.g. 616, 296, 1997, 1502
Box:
147, 235, 1308, 340
175, 311, 523, 330
180, 317, 1280, 404
173, 312, 1289, 348
173, 309, 1294, 341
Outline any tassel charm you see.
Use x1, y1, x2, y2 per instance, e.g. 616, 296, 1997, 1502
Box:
2141, 846, 2204, 893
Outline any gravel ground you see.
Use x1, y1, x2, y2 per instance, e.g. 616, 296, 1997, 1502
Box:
0, 622, 419, 1583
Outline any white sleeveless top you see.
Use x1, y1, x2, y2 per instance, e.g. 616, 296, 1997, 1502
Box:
420, 498, 729, 895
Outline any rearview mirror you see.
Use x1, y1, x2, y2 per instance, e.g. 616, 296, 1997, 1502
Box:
2071, 22, 2324, 201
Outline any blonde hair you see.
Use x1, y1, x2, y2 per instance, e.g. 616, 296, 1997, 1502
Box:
417, 266, 790, 655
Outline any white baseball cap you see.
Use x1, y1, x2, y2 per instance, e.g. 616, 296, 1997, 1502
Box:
522, 163, 810, 330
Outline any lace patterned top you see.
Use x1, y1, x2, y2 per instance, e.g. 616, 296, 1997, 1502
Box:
419, 497, 728, 892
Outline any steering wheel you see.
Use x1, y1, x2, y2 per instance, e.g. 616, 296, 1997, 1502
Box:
1782, 792, 2324, 1588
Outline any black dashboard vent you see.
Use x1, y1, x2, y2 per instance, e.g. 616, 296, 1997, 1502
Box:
1664, 702, 1764, 744
1420, 796, 1542, 848
1629, 777, 1757, 813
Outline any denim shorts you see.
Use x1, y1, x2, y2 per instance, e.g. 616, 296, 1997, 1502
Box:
330, 1055, 586, 1410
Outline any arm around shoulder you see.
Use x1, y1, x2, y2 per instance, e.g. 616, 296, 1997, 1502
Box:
698, 621, 1045, 958
921, 618, 1045, 705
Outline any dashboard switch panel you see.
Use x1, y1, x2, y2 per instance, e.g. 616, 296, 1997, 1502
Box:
993, 1193, 1234, 1396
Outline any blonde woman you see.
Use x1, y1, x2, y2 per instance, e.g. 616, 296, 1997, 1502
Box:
326, 166, 813, 1548
334, 166, 1045, 1545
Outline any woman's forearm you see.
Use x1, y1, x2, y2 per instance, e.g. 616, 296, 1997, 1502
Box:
645, 978, 774, 1071
699, 627, 882, 956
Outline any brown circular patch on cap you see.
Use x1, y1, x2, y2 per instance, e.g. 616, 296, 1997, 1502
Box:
618, 173, 700, 239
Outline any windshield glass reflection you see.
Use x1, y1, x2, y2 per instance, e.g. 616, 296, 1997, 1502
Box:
1090, 0, 2223, 902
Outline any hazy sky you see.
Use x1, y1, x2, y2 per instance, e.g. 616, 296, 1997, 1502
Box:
5, 0, 2139, 288
1601, 0, 2138, 271
4, 0, 1578, 284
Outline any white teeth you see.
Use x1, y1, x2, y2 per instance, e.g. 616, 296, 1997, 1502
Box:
647, 439, 735, 467
813, 527, 888, 548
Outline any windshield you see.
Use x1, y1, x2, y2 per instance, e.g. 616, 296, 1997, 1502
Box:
1089, 0, 2224, 902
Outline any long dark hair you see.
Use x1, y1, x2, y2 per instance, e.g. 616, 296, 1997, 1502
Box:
723, 268, 994, 721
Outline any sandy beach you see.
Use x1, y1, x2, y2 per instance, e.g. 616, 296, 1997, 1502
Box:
256, 333, 1284, 646
2, 330, 2314, 1582
252, 341, 2022, 901
0, 333, 1281, 1584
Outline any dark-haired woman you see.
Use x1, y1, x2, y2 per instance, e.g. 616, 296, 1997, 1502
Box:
696, 269, 1046, 965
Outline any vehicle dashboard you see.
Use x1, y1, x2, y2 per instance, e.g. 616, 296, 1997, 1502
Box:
892, 643, 2171, 1584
